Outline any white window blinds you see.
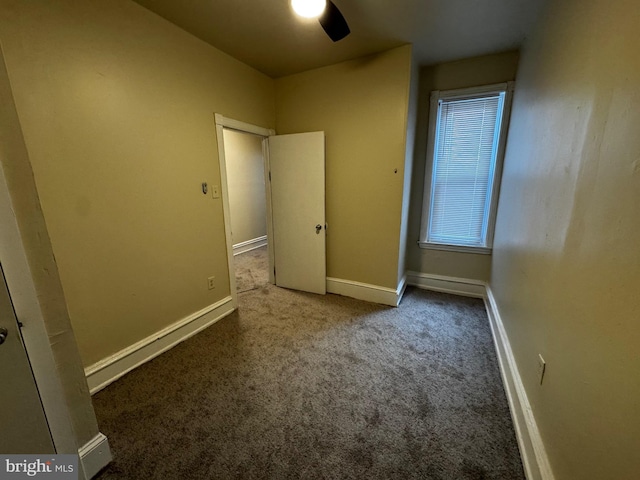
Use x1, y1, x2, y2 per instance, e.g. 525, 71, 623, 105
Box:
427, 93, 505, 247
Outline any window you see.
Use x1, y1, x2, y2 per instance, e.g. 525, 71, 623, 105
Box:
419, 82, 514, 254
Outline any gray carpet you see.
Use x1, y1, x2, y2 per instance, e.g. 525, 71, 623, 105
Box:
234, 246, 269, 293
92, 250, 524, 479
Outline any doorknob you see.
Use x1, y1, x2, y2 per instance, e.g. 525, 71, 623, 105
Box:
315, 224, 322, 234
0, 327, 7, 345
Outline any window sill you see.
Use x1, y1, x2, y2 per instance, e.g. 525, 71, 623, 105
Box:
418, 241, 492, 255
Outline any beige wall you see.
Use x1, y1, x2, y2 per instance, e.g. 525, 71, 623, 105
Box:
492, 0, 640, 478
223, 129, 267, 246
0, 0, 275, 367
0, 47, 100, 453
406, 51, 520, 281
275, 46, 413, 289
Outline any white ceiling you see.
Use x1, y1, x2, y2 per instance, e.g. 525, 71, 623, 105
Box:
133, 0, 546, 78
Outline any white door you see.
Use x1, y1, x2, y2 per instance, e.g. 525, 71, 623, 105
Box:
269, 132, 326, 295
0, 264, 54, 454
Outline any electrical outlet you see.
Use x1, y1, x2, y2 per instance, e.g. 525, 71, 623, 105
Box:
207, 276, 215, 290
211, 184, 220, 199
537, 354, 546, 385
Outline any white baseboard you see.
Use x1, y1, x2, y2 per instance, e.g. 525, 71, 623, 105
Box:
484, 286, 555, 480
406, 271, 486, 298
85, 296, 235, 394
233, 235, 267, 256
405, 270, 554, 480
81, 268, 554, 480
79, 433, 111, 479
326, 277, 404, 307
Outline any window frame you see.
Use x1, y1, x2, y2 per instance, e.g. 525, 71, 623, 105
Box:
419, 82, 514, 254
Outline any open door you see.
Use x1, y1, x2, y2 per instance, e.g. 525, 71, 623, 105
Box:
269, 132, 326, 295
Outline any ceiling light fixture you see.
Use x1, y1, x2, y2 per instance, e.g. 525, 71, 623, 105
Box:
291, 0, 351, 42
291, 0, 326, 19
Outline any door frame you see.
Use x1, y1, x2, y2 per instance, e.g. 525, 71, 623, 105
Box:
0, 45, 110, 477
0, 50, 82, 457
0, 261, 55, 453
214, 114, 275, 308
0, 156, 79, 455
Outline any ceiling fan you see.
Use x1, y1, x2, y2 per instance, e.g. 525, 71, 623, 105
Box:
291, 0, 351, 42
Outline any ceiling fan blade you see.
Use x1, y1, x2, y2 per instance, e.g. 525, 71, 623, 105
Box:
319, 0, 350, 42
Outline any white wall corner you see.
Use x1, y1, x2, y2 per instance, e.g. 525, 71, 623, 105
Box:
326, 277, 402, 307
85, 296, 235, 394
79, 433, 111, 479
406, 271, 487, 298
484, 286, 556, 480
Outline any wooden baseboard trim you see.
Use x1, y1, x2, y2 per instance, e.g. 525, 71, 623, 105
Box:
406, 271, 486, 298
405, 270, 555, 479
326, 277, 401, 307
79, 433, 111, 479
233, 236, 267, 256
484, 286, 555, 480
85, 296, 234, 394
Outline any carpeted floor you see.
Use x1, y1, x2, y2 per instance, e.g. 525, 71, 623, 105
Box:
92, 248, 524, 479
234, 246, 269, 293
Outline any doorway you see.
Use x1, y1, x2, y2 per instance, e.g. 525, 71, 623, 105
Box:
215, 114, 327, 305
214, 115, 275, 308
222, 128, 270, 294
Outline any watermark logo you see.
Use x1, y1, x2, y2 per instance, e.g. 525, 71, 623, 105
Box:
0, 455, 77, 479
